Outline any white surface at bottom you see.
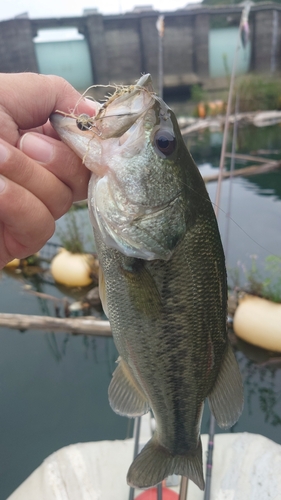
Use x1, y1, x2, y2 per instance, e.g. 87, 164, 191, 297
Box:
7, 432, 281, 500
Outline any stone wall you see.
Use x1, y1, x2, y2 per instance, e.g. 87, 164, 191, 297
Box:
0, 19, 37, 73
0, 5, 280, 89
252, 8, 281, 73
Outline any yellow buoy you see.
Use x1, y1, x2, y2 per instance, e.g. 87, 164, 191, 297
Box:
233, 294, 281, 352
4, 258, 21, 268
197, 102, 206, 118
51, 248, 98, 287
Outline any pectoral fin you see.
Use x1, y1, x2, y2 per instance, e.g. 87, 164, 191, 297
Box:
208, 342, 244, 429
108, 357, 150, 417
120, 258, 162, 318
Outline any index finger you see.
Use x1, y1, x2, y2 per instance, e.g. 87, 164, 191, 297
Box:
0, 73, 98, 144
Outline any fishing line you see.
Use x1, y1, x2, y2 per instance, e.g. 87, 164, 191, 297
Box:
181, 175, 280, 260
218, 209, 278, 258
224, 91, 240, 259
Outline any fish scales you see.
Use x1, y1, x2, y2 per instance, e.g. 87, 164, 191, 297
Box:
95, 209, 227, 444
50, 74, 243, 491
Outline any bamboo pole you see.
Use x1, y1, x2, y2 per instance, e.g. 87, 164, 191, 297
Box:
128, 417, 142, 500
206, 6, 252, 498
179, 476, 188, 500
204, 415, 216, 500
203, 160, 281, 183
224, 153, 277, 164
156, 15, 165, 99
0, 313, 111, 336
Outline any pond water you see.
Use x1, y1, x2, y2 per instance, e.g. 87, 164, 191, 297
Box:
1, 124, 281, 499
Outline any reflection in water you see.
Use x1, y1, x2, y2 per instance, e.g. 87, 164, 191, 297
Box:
188, 124, 281, 200
230, 330, 281, 434
239, 351, 281, 428
45, 332, 62, 362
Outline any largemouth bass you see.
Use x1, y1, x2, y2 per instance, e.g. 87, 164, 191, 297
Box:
50, 75, 243, 490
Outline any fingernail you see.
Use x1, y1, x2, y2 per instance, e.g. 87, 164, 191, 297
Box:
20, 133, 54, 164
0, 143, 8, 164
0, 175, 6, 193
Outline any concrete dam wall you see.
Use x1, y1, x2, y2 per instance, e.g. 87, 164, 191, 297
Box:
0, 4, 280, 92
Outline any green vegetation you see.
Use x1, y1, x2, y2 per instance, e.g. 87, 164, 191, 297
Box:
190, 84, 207, 103
261, 256, 281, 303
190, 75, 281, 115
229, 255, 281, 303
57, 207, 87, 254
235, 75, 281, 112
202, 0, 240, 5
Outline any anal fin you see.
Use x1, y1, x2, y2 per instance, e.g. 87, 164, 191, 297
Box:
208, 342, 244, 429
108, 357, 150, 417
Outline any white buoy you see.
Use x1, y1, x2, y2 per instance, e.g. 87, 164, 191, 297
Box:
234, 294, 281, 352
50, 248, 98, 287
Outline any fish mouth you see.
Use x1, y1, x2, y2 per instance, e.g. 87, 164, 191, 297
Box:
50, 74, 156, 167
89, 75, 156, 140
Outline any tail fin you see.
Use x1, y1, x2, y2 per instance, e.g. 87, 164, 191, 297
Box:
127, 434, 204, 490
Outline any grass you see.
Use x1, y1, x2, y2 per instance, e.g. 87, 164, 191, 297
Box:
189, 75, 281, 115
235, 74, 281, 112
57, 207, 87, 254
229, 255, 281, 303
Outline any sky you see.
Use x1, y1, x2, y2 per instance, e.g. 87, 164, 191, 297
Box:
0, 0, 201, 21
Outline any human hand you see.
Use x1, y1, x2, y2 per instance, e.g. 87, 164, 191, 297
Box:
0, 72, 99, 269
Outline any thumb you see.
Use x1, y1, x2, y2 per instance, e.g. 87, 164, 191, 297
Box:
19, 132, 91, 202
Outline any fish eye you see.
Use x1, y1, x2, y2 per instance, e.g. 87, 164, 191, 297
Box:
76, 114, 93, 131
154, 130, 176, 157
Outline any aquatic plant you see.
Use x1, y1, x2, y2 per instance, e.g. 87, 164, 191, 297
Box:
235, 75, 281, 112
262, 255, 281, 303
190, 84, 207, 104
57, 207, 88, 254
229, 254, 281, 303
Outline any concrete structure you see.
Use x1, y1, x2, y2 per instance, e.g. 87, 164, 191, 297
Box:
0, 4, 280, 91
0, 18, 37, 73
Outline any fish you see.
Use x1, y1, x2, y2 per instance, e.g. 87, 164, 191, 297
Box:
50, 74, 243, 491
